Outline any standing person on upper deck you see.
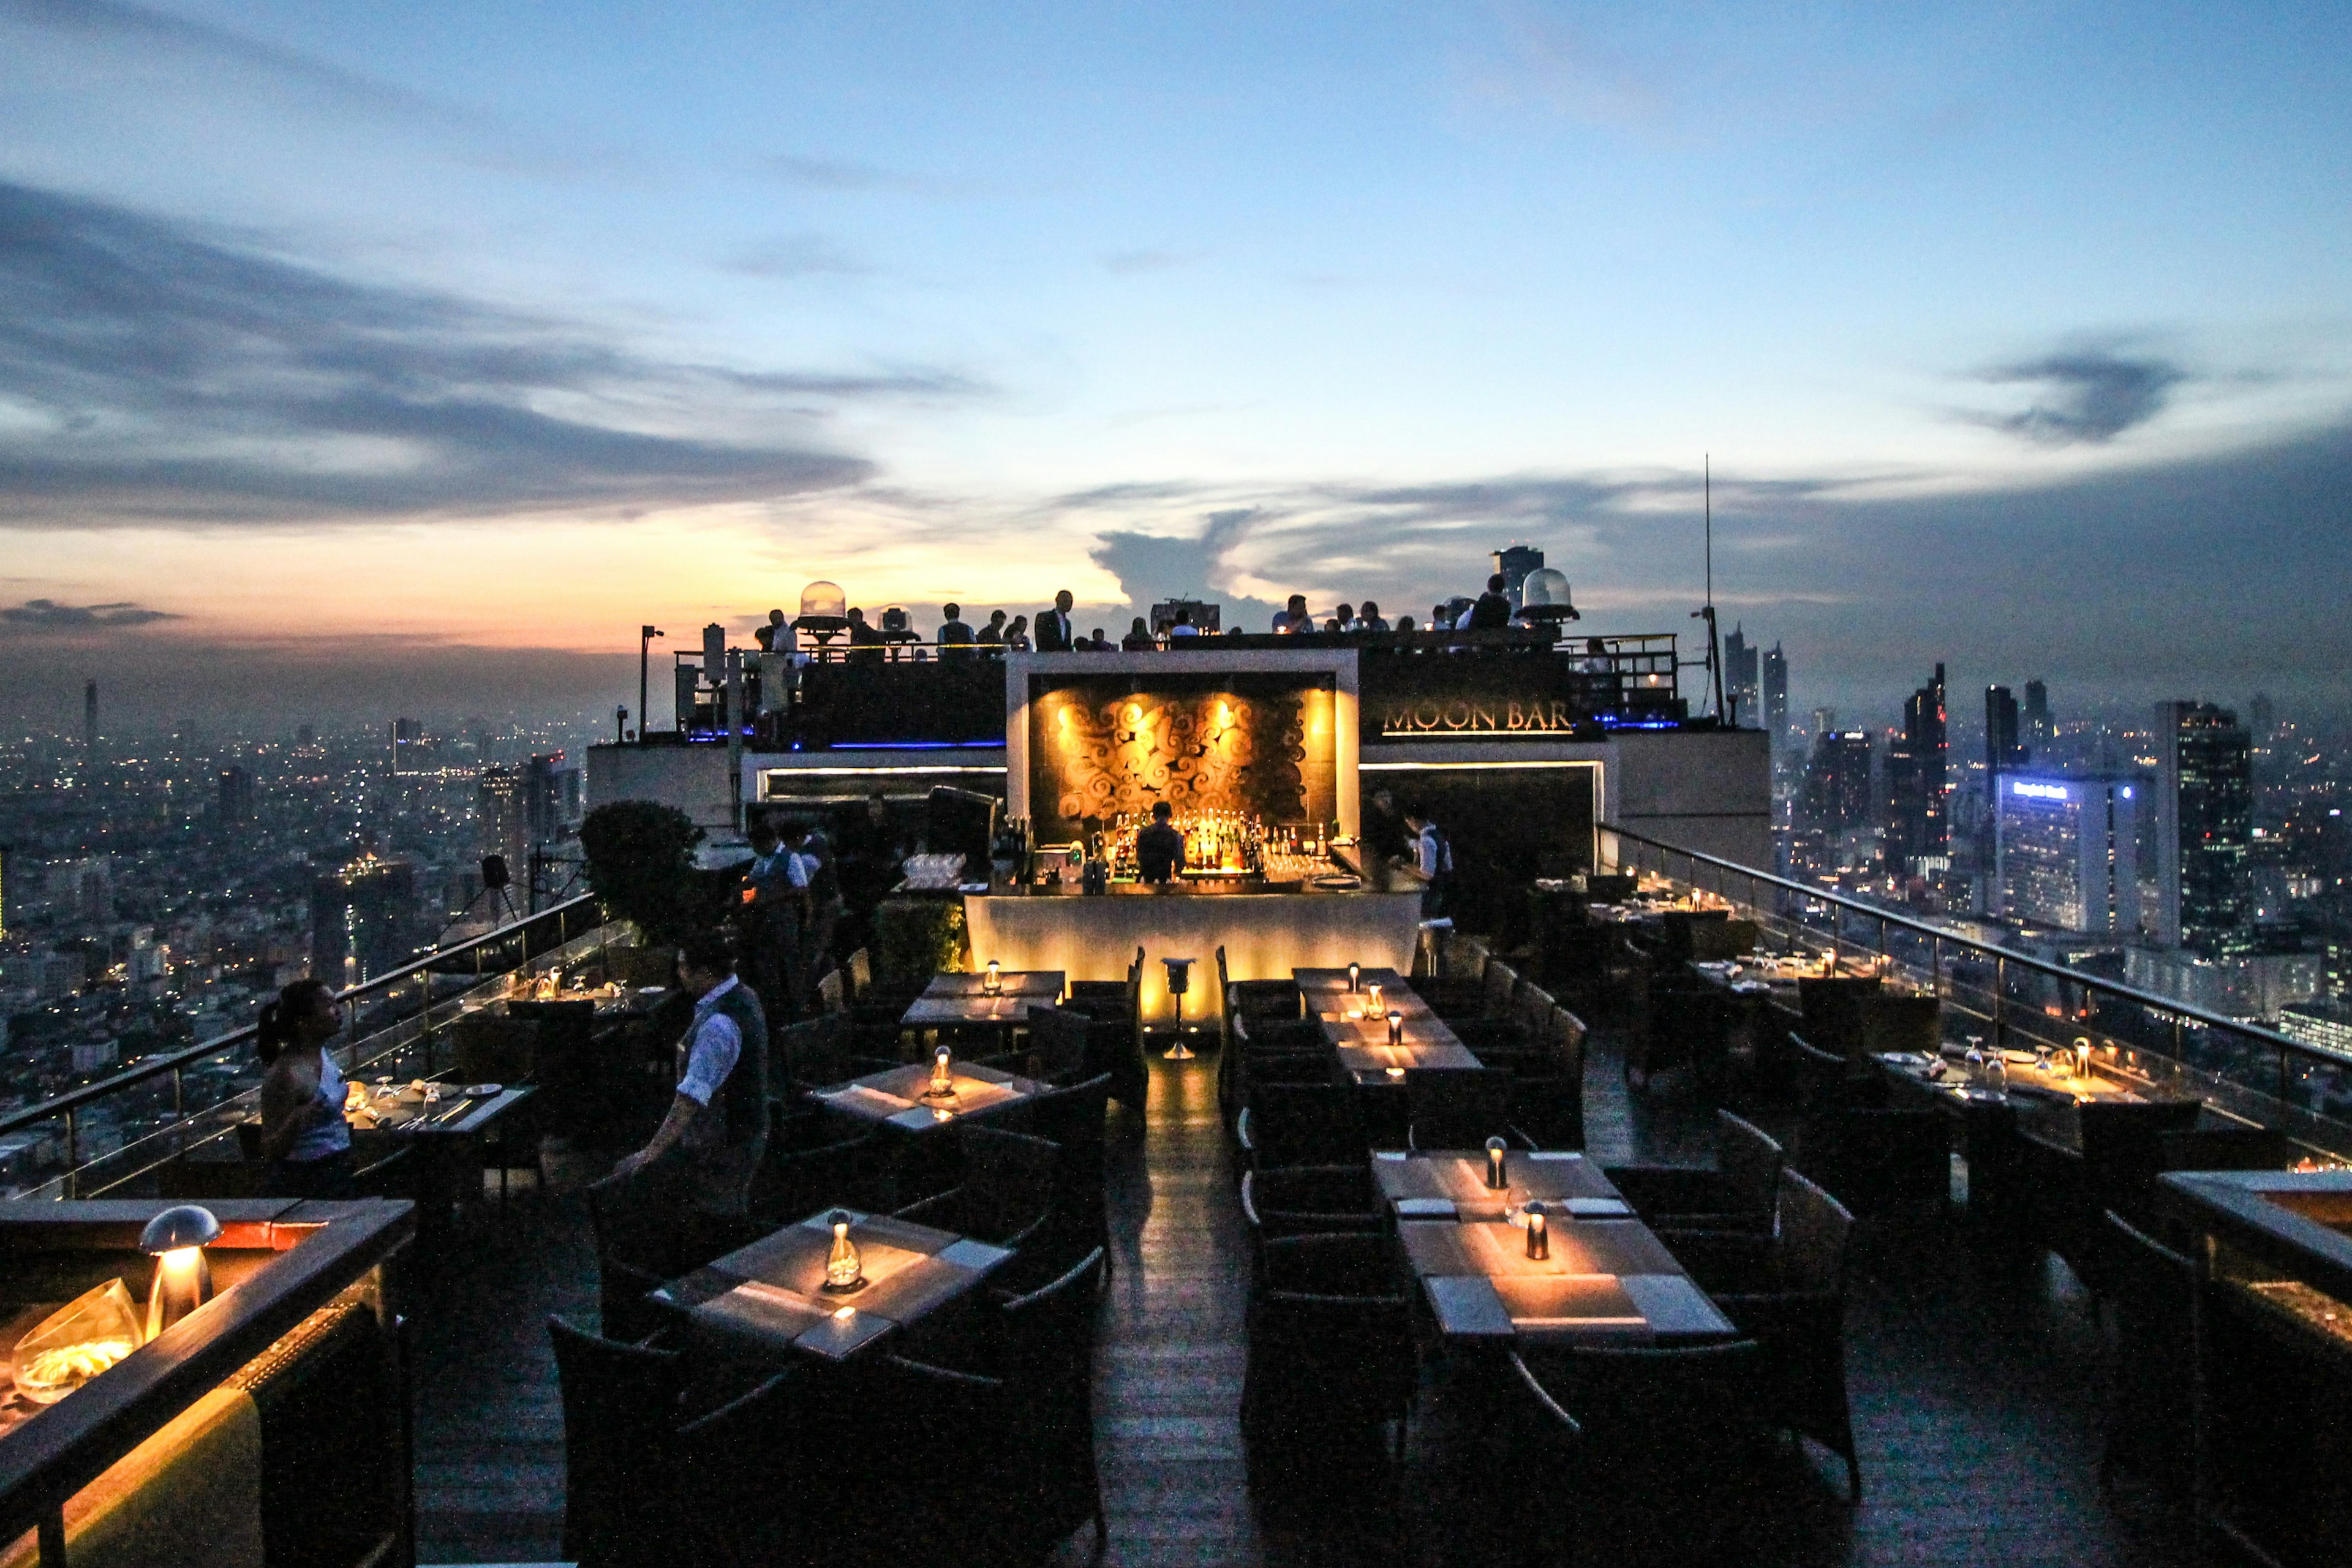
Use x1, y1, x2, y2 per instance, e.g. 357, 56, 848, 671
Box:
937, 604, 975, 657
1464, 575, 1513, 631
1135, 801, 1186, 884
610, 930, 769, 1227
1005, 614, 1032, 650
976, 609, 1008, 646
1167, 607, 1200, 639
1355, 601, 1390, 633
1270, 595, 1312, 634
1036, 590, 1077, 651
755, 609, 790, 651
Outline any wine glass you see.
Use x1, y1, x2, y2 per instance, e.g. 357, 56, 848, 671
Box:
1963, 1035, 1986, 1077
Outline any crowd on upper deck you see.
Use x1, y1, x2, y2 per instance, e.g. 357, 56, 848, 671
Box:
750, 571, 1581, 662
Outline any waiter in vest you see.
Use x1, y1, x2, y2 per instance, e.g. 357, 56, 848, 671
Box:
612, 930, 769, 1224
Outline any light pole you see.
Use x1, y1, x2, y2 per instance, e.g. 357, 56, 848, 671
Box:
638, 626, 665, 745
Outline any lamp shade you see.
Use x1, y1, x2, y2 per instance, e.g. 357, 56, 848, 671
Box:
139, 1205, 221, 1255
799, 581, 847, 619
1518, 569, 1579, 621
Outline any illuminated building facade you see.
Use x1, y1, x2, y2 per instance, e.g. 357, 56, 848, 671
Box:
2153, 700, 2253, 954
1994, 773, 2138, 935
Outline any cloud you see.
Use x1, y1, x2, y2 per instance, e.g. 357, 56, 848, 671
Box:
1099, 249, 1196, 277
1969, 347, 2187, 445
3, 0, 445, 121
755, 154, 957, 196
0, 595, 178, 631
725, 232, 875, 279
0, 181, 985, 522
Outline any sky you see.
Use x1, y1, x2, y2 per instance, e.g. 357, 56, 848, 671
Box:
3, 1, 2350, 731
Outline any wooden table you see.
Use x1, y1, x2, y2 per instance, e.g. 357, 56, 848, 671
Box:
1371, 1148, 1629, 1220
1295, 967, 1408, 997
654, 1208, 1012, 1363
1302, 970, 1485, 1083
899, 971, 1066, 1038
809, 1058, 1046, 1134
1398, 1218, 1733, 1347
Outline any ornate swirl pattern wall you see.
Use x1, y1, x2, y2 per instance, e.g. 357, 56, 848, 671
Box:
1028, 674, 1336, 840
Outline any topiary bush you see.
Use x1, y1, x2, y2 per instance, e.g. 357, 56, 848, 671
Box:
578, 801, 714, 946
872, 897, 969, 986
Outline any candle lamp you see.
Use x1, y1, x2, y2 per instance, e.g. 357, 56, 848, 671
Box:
923, 1044, 957, 1101
139, 1205, 221, 1341
1366, 982, 1384, 1018
1485, 1136, 1509, 1191
982, 960, 1002, 996
1524, 1201, 1550, 1261
823, 1210, 864, 1292
1385, 1066, 1405, 1080
2073, 1037, 2095, 1079
1347, 962, 1361, 993
1387, 1010, 1404, 1047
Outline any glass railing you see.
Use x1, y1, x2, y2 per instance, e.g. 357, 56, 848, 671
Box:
1597, 824, 2352, 1160
0, 895, 621, 1199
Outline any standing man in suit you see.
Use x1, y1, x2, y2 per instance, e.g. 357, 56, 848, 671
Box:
1036, 589, 1077, 651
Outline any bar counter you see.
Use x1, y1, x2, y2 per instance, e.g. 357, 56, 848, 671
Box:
963, 883, 1423, 1020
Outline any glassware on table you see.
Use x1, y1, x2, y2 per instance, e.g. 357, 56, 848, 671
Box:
2034, 1042, 2054, 1075
1982, 1052, 2008, 1097
1963, 1035, 1986, 1076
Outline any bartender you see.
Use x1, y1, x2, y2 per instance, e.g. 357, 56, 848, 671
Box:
1136, 801, 1186, 884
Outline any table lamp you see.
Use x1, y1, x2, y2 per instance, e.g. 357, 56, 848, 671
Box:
1485, 1136, 1509, 1191
924, 1044, 957, 1101
1366, 982, 1384, 1019
140, 1205, 221, 1341
982, 960, 1002, 996
1387, 1010, 1404, 1046
1347, 962, 1361, 993
1524, 1200, 1549, 1261
823, 1211, 864, 1293
2073, 1037, 2094, 1079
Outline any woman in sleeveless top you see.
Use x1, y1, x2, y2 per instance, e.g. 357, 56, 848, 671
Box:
257, 978, 356, 1199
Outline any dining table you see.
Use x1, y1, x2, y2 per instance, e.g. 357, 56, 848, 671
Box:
809, 1058, 1049, 1134
898, 970, 1066, 1049
654, 1208, 1013, 1365
1386, 1207, 1735, 1349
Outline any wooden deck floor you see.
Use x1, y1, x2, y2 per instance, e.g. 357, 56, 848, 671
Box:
412, 1033, 2200, 1566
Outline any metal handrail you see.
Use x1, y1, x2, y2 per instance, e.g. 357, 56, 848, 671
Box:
1596, 822, 2342, 1078
0, 894, 600, 1143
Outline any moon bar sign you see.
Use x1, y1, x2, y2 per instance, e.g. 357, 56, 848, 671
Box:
1354, 633, 1683, 739
1379, 696, 1586, 736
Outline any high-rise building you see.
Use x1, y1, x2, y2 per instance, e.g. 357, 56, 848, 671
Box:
1490, 545, 1544, 607
1884, 664, 1948, 870
2153, 700, 2253, 954
2248, 692, 2276, 746
81, 680, 98, 779
309, 854, 419, 986
476, 767, 531, 886
1985, 685, 2026, 780
390, 717, 423, 776
1994, 773, 2138, 933
2021, 679, 2052, 755
1803, 730, 1874, 832
1720, 624, 1760, 726
525, 752, 581, 845
1762, 643, 1789, 745
217, 766, 255, 826
296, 723, 317, 748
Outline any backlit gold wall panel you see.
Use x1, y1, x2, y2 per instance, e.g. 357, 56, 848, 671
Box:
1028, 676, 1336, 840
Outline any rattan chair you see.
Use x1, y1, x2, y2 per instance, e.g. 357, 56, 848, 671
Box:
1238, 1084, 1368, 1170
1242, 1234, 1414, 1474
2099, 1208, 2196, 1495
1404, 1066, 1518, 1153
1659, 1170, 1861, 1499
1605, 1109, 1783, 1232
1239, 1164, 1384, 1256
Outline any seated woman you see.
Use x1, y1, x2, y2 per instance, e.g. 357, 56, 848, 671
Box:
256, 978, 356, 1199
1120, 616, 1158, 651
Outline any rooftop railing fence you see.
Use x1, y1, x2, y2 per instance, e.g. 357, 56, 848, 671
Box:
1599, 824, 2352, 1160
0, 894, 619, 1200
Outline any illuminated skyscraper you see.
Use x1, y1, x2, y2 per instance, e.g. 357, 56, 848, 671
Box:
1994, 774, 2138, 933
1720, 624, 1760, 726
217, 766, 255, 826
1803, 730, 1874, 832
1762, 643, 1788, 746
476, 767, 531, 886
309, 854, 418, 985
2153, 700, 2253, 954
2022, 679, 2052, 753
1884, 664, 1948, 870
1985, 685, 2026, 780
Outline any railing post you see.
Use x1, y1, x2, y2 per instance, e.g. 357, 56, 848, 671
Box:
172, 1066, 183, 1119
1994, 955, 2007, 1054
62, 1110, 77, 1200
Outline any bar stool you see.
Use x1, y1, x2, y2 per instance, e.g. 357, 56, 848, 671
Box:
1162, 957, 1199, 1060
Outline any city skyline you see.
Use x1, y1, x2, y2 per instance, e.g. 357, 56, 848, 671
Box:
3, 3, 2351, 726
